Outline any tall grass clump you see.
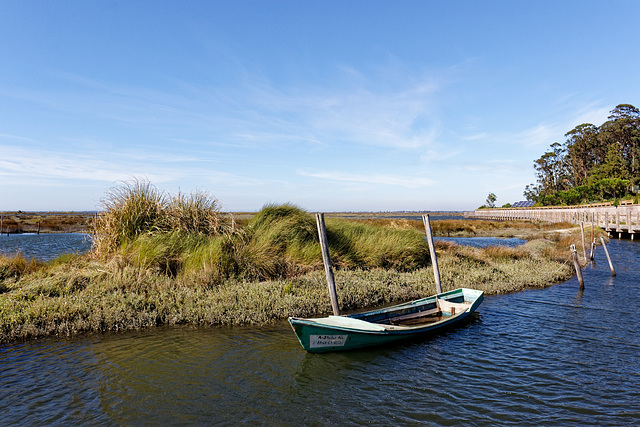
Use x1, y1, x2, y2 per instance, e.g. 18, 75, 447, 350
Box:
326, 219, 429, 271
180, 234, 240, 285
92, 179, 232, 257
0, 254, 42, 288
240, 204, 321, 279
92, 179, 167, 255
239, 204, 430, 278
165, 190, 230, 236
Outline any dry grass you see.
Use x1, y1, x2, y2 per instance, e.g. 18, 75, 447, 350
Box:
0, 232, 577, 343
0, 243, 573, 343
99, 202, 431, 286
0, 183, 592, 343
92, 179, 233, 257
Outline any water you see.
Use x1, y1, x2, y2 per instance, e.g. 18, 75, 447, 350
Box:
436, 236, 525, 248
1, 240, 640, 425
0, 231, 511, 263
0, 233, 92, 261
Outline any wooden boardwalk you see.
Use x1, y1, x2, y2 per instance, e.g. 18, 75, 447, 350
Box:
467, 202, 640, 239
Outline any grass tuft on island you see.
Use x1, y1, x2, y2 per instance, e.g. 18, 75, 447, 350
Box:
0, 180, 599, 343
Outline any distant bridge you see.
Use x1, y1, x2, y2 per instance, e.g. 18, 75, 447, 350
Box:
467, 201, 640, 239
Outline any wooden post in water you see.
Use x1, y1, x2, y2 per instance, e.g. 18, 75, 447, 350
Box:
590, 238, 596, 261
316, 213, 340, 316
0, 215, 2, 236
37, 219, 41, 235
422, 214, 442, 294
599, 236, 616, 277
580, 222, 587, 261
570, 245, 584, 290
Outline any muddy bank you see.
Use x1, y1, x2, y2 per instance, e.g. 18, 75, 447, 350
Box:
0, 212, 95, 234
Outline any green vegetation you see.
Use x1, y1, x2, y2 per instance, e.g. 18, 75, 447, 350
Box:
525, 104, 640, 206
0, 180, 593, 343
93, 178, 232, 256
478, 192, 498, 209
91, 181, 430, 285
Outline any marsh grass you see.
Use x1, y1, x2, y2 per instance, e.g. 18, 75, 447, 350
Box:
241, 204, 321, 279
93, 179, 232, 256
0, 184, 589, 343
0, 253, 42, 286
106, 202, 431, 285
0, 237, 574, 343
326, 218, 428, 271
0, 236, 577, 344
436, 241, 574, 294
354, 217, 578, 239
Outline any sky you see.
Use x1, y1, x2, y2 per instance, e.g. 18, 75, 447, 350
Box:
1, 1, 639, 212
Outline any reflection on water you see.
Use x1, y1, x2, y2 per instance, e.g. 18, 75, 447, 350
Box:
1, 240, 640, 425
435, 236, 525, 248
0, 233, 92, 261
0, 234, 517, 263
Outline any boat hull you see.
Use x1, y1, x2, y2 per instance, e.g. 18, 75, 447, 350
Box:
289, 288, 483, 353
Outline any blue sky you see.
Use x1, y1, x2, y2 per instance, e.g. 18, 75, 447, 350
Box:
1, 1, 638, 212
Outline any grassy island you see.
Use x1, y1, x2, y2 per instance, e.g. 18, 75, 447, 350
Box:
0, 181, 602, 344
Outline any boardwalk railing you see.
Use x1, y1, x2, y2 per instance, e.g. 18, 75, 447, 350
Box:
467, 204, 640, 239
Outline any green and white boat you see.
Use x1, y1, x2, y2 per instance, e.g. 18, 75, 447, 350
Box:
288, 287, 484, 353
289, 213, 484, 353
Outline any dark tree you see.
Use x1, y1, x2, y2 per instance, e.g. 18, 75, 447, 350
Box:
564, 123, 601, 186
485, 192, 497, 208
588, 143, 629, 183
533, 142, 570, 197
526, 103, 640, 205
599, 104, 640, 180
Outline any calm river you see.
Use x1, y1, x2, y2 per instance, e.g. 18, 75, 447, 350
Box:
0, 233, 92, 261
1, 237, 639, 425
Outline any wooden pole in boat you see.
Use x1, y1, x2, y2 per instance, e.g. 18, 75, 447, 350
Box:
316, 213, 340, 316
580, 222, 587, 261
570, 245, 584, 290
599, 236, 616, 277
422, 214, 442, 294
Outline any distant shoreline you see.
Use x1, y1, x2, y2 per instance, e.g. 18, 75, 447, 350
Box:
0, 211, 467, 233
0, 212, 95, 234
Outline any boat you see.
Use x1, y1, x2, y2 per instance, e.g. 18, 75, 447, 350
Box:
288, 213, 484, 353
288, 287, 484, 353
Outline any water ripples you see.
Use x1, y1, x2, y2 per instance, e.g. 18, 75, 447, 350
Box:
1, 239, 640, 425
0, 233, 92, 261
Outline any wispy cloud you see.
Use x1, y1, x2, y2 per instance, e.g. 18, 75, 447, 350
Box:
516, 123, 563, 148
205, 170, 290, 188
298, 170, 435, 188
460, 100, 614, 150
0, 144, 171, 184
198, 68, 446, 151
571, 102, 611, 128
459, 159, 524, 175
6, 66, 447, 156
0, 133, 38, 143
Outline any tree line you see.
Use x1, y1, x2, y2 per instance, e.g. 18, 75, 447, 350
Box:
525, 103, 640, 206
